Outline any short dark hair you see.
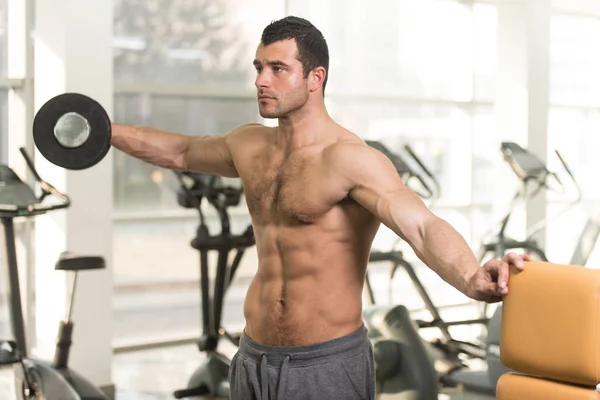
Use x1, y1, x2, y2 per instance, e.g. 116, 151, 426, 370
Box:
261, 16, 329, 93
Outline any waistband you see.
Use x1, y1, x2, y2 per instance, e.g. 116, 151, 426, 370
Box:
238, 324, 370, 367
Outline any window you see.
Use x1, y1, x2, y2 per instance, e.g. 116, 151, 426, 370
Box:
111, 94, 259, 344
545, 107, 600, 263
317, 0, 498, 248
111, 0, 500, 345
301, 0, 499, 328
113, 94, 260, 213
545, 13, 600, 265
112, 0, 286, 215
315, 0, 476, 101
473, 3, 498, 101
112, 0, 498, 216
327, 98, 474, 208
112, 0, 285, 345
113, 0, 285, 87
551, 14, 600, 107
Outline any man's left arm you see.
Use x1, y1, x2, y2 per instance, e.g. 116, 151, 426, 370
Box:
334, 142, 528, 301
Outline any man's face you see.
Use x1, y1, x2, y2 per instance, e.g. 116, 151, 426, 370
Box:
253, 39, 310, 119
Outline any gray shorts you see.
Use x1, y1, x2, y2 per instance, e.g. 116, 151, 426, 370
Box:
228, 325, 375, 400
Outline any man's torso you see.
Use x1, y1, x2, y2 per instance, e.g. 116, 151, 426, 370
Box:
228, 124, 380, 346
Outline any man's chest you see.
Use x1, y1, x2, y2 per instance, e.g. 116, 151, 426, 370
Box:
238, 150, 345, 224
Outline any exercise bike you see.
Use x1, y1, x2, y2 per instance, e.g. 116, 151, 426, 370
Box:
0, 148, 107, 400
171, 172, 255, 400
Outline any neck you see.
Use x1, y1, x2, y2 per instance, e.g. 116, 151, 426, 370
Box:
276, 98, 332, 150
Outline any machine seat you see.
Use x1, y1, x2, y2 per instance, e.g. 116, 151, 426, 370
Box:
55, 252, 105, 271
496, 261, 600, 400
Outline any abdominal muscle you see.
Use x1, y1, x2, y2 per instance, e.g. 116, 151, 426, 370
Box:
243, 226, 369, 347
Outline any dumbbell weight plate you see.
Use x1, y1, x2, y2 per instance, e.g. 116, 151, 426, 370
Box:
33, 93, 112, 170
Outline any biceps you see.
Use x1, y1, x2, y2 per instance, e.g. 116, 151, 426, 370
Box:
185, 135, 238, 177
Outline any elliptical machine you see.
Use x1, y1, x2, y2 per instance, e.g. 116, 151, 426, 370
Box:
171, 172, 255, 400
477, 141, 581, 264
0, 148, 107, 400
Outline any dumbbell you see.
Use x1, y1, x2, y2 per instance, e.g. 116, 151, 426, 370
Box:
33, 93, 112, 170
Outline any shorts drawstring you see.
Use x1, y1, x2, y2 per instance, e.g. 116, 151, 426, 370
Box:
259, 353, 292, 400
260, 353, 268, 400
277, 355, 291, 399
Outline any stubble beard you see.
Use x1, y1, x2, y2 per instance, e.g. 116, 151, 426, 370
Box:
258, 92, 308, 120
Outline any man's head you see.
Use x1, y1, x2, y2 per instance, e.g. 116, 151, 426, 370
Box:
253, 16, 329, 119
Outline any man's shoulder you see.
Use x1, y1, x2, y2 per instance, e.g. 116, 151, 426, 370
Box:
225, 123, 274, 145
325, 135, 382, 165
228, 122, 271, 136
324, 136, 398, 185
238, 122, 269, 131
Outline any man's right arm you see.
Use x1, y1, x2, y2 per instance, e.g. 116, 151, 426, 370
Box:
111, 123, 250, 177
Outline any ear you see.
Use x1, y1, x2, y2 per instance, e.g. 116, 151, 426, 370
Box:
309, 67, 326, 93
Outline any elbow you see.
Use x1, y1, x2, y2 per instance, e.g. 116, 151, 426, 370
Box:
398, 211, 438, 251
401, 221, 425, 249
178, 137, 195, 171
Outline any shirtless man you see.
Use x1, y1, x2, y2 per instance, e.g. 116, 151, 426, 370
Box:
111, 16, 529, 400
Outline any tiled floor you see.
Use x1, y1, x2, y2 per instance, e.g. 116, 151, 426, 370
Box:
113, 343, 220, 400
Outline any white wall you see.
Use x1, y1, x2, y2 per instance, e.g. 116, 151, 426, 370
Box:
33, 0, 113, 389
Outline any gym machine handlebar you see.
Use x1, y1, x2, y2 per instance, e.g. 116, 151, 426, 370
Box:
366, 140, 440, 201
0, 148, 71, 217
501, 141, 581, 200
479, 142, 582, 261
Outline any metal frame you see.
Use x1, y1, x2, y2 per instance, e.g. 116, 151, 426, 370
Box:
0, 78, 25, 89
114, 83, 256, 100
114, 82, 493, 107
551, 103, 600, 112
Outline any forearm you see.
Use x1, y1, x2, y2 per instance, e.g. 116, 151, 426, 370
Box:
377, 195, 480, 297
343, 144, 482, 298
111, 123, 190, 170
412, 215, 480, 297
